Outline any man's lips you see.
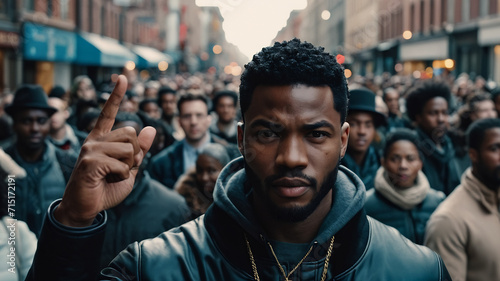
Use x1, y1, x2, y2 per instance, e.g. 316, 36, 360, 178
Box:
395, 174, 410, 181
272, 178, 311, 198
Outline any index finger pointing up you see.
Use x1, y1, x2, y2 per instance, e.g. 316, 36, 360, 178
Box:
91, 75, 128, 137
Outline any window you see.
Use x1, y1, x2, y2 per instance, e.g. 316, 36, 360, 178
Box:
24, 0, 34, 11
60, 0, 69, 20
441, 0, 447, 24
47, 0, 53, 17
101, 5, 106, 36
470, 0, 479, 19
420, 0, 425, 32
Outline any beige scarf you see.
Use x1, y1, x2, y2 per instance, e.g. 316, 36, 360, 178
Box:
374, 167, 430, 210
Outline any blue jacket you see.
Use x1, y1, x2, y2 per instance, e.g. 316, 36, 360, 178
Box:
27, 158, 450, 280
365, 188, 445, 244
5, 141, 76, 236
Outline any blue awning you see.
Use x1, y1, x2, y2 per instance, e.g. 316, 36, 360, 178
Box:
23, 22, 76, 62
133, 45, 173, 68
76, 32, 138, 67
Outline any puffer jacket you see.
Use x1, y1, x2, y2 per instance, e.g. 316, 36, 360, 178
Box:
365, 188, 446, 244
26, 157, 451, 281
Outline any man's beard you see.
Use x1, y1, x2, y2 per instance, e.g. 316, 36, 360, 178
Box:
476, 160, 500, 191
245, 160, 340, 223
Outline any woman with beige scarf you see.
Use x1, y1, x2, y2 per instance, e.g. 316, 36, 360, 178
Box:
364, 129, 445, 244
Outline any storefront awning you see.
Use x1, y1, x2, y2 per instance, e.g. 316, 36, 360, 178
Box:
478, 17, 500, 46
76, 32, 138, 67
400, 37, 449, 61
132, 45, 173, 68
23, 22, 76, 62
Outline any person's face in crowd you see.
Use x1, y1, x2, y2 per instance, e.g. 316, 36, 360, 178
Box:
239, 85, 349, 222
84, 117, 99, 133
494, 95, 500, 116
470, 127, 500, 191
150, 125, 166, 156
196, 154, 224, 197
215, 96, 237, 124
113, 121, 141, 135
382, 140, 423, 190
415, 97, 448, 139
346, 112, 376, 154
13, 109, 50, 150
471, 100, 497, 121
160, 94, 177, 117
179, 100, 212, 143
48, 98, 69, 132
144, 87, 158, 99
119, 100, 136, 113
128, 96, 140, 113
384, 90, 400, 115
375, 96, 388, 117
77, 81, 96, 101
142, 102, 161, 120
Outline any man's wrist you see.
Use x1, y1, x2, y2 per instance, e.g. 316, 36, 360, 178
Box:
53, 202, 95, 228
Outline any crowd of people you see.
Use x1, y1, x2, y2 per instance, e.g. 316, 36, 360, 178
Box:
0, 38, 499, 280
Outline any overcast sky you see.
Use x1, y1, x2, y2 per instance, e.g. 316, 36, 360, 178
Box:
197, 0, 307, 60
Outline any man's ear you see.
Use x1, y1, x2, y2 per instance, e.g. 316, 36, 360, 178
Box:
63, 109, 70, 120
469, 148, 478, 164
340, 122, 350, 159
414, 113, 422, 126
237, 122, 244, 156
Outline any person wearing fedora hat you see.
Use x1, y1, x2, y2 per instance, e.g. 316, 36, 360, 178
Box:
4, 84, 77, 236
341, 87, 387, 190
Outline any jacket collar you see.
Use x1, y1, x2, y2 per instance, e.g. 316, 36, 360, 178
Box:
462, 168, 500, 213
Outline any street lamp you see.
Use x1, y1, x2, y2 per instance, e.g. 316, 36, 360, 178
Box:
321, 10, 331, 20
213, 45, 222, 55
158, 61, 169, 71
125, 61, 136, 71
403, 30, 412, 40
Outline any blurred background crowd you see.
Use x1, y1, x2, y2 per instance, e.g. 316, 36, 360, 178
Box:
1, 0, 500, 280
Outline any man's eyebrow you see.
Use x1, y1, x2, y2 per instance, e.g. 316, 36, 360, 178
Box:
249, 119, 278, 129
302, 121, 335, 131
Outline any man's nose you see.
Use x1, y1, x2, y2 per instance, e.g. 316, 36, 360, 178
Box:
275, 135, 308, 169
30, 121, 41, 132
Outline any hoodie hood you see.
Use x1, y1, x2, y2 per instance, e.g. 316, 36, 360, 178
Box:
213, 156, 366, 246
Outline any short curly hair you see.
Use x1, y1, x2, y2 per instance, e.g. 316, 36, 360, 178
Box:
405, 80, 451, 121
239, 38, 349, 124
466, 118, 500, 151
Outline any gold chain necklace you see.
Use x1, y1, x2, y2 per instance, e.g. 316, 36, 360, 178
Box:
244, 233, 335, 281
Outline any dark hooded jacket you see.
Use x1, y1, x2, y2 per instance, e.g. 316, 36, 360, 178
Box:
26, 157, 450, 280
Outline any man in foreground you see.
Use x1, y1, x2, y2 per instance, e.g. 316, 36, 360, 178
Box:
27, 39, 450, 280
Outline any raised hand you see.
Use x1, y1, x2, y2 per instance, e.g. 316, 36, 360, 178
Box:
54, 75, 156, 227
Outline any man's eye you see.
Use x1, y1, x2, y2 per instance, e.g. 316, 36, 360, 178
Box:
310, 131, 329, 138
256, 130, 278, 142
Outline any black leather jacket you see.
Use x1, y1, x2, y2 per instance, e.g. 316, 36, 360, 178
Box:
27, 159, 451, 281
